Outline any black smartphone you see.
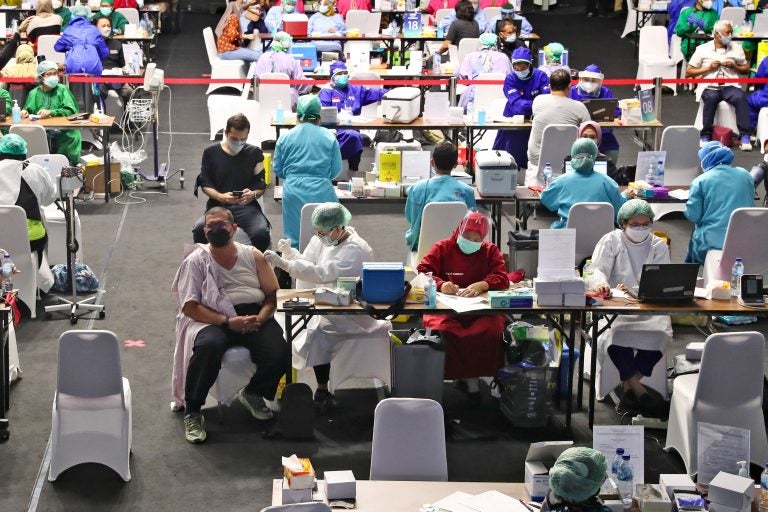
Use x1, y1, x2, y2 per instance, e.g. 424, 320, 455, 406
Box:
232, 190, 244, 197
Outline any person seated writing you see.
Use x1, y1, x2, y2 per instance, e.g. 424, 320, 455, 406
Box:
307, 0, 347, 55
543, 448, 610, 512
172, 207, 287, 444
264, 203, 391, 413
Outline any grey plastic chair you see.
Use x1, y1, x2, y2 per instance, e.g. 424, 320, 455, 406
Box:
566, 202, 615, 267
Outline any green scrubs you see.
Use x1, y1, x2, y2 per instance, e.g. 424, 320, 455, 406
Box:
90, 11, 129, 35
54, 6, 72, 30
24, 84, 82, 165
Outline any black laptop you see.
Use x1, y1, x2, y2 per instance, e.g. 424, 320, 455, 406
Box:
631, 264, 700, 303
583, 98, 618, 122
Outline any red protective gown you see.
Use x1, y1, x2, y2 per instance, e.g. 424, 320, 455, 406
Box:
417, 233, 509, 379
423, 0, 459, 15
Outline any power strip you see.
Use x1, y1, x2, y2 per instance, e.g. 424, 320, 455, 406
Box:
631, 415, 668, 429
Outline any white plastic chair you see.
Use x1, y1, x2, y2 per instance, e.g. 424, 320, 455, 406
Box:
210, 345, 257, 407
116, 7, 140, 26
589, 339, 670, 401
484, 6, 501, 20
255, 72, 292, 144
36, 35, 65, 64
298, 202, 321, 253
10, 124, 50, 157
261, 504, 332, 511
720, 6, 746, 26
457, 37, 481, 68
370, 398, 447, 481
0, 206, 38, 318
409, 201, 469, 268
670, 34, 684, 64
752, 13, 768, 37
345, 9, 381, 36
207, 63, 260, 144
565, 202, 615, 267
636, 26, 677, 95
693, 101, 739, 133
49, 330, 132, 482
756, 107, 768, 152
652, 126, 701, 220
533, 124, 578, 185
203, 26, 247, 94
701, 208, 768, 285
622, 0, 639, 38
435, 8, 453, 26
664, 331, 768, 476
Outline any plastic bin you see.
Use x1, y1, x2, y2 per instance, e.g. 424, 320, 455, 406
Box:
497, 364, 558, 427
507, 230, 539, 278
389, 329, 445, 402
556, 344, 580, 398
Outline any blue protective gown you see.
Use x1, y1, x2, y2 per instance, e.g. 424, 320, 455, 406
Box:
318, 84, 386, 160
667, 0, 695, 40
307, 13, 346, 53
486, 13, 533, 34
439, 11, 489, 32
539, 169, 627, 229
569, 85, 621, 153
264, 6, 286, 33
273, 122, 343, 248
747, 57, 768, 128
491, 69, 550, 169
404, 174, 477, 250
683, 164, 755, 264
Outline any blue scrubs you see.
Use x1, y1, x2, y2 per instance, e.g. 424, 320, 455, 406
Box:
307, 13, 346, 53
404, 174, 477, 250
491, 69, 550, 169
273, 122, 343, 248
683, 164, 755, 264
667, 0, 695, 40
439, 11, 489, 32
539, 169, 627, 228
569, 85, 621, 154
486, 14, 533, 34
264, 6, 285, 33
747, 57, 768, 128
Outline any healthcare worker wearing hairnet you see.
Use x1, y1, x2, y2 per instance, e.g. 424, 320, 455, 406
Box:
684, 141, 755, 265
491, 46, 550, 170
273, 95, 342, 248
265, 0, 298, 33
540, 138, 629, 229
569, 64, 621, 163
253, 32, 312, 109
456, 33, 512, 110
264, 203, 391, 413
589, 199, 672, 415
318, 61, 386, 173
544, 448, 609, 512
538, 42, 570, 76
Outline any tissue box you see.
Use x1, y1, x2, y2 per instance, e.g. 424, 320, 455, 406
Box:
284, 458, 315, 490
536, 293, 563, 306
636, 484, 672, 512
488, 289, 534, 308
652, 186, 669, 199
563, 293, 586, 307
708, 472, 754, 510
324, 470, 356, 500
659, 474, 696, 500
282, 478, 313, 504
524, 441, 574, 501
684, 343, 705, 361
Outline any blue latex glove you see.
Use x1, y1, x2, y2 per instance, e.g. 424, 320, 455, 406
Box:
696, 17, 706, 29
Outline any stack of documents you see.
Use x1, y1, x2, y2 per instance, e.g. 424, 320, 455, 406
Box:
433, 490, 532, 512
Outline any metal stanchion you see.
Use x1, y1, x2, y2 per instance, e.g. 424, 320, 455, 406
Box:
653, 76, 663, 150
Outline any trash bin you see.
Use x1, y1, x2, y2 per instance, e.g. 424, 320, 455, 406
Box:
389, 329, 445, 402
557, 343, 580, 398
507, 230, 539, 278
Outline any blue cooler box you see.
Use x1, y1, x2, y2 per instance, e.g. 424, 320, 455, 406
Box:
361, 262, 404, 303
290, 43, 318, 72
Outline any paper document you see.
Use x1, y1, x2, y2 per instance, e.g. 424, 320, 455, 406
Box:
668, 189, 689, 200
467, 491, 531, 512
433, 491, 481, 512
538, 229, 577, 278
436, 293, 488, 313
697, 422, 750, 484
593, 425, 645, 484
611, 289, 628, 298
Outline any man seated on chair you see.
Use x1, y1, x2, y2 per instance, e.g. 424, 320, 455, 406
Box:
264, 203, 391, 414
404, 141, 476, 252
90, 0, 129, 35
192, 113, 271, 252
486, 3, 533, 36
686, 19, 753, 150
21, 61, 82, 165
172, 206, 287, 444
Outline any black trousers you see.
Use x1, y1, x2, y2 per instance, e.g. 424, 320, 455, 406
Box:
607, 345, 663, 382
192, 202, 271, 252
700, 86, 752, 138
184, 303, 287, 413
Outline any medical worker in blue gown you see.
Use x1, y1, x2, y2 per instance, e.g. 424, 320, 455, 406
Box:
569, 64, 621, 164
318, 61, 386, 172
491, 47, 550, 170
273, 95, 342, 248
684, 141, 755, 265
747, 56, 768, 129
307, 0, 346, 54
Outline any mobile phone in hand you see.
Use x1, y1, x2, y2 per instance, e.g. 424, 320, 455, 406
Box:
232, 190, 244, 197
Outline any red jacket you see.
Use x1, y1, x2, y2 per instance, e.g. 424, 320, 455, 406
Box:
417, 235, 509, 292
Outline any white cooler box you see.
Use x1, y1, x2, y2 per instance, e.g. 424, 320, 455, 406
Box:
382, 87, 421, 123
474, 150, 517, 197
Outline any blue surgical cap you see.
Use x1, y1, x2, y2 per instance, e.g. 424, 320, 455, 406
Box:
698, 140, 734, 171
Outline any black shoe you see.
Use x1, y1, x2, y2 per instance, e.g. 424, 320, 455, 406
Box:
638, 386, 669, 419
313, 389, 336, 415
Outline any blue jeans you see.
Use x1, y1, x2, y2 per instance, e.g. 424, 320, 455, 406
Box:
220, 47, 262, 63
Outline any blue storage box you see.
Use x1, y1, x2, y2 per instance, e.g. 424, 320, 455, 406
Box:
361, 262, 404, 303
290, 43, 318, 72
556, 344, 580, 397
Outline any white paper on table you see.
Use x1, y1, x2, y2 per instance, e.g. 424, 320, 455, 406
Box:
433, 491, 481, 512
696, 422, 751, 484
593, 425, 645, 484
352, 116, 372, 123
611, 289, 627, 298
668, 189, 689, 200
538, 229, 577, 278
635, 151, 667, 179
436, 293, 489, 313
463, 491, 532, 512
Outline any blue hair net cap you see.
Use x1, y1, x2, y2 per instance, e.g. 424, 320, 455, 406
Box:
549, 447, 608, 503
698, 140, 734, 171
70, 3, 90, 18
618, 198, 655, 224
311, 202, 352, 230
511, 46, 532, 63
570, 138, 598, 173
36, 60, 58, 79
330, 60, 347, 78
0, 133, 28, 156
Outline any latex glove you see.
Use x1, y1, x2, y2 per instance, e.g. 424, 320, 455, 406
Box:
277, 238, 300, 261
696, 18, 707, 29
264, 250, 289, 270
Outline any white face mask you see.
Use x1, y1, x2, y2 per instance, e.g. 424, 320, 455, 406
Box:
579, 81, 600, 94
317, 229, 341, 247
52, 0, 62, 8
763, 153, 768, 163
99, 26, 112, 38
625, 226, 652, 243
702, 0, 713, 8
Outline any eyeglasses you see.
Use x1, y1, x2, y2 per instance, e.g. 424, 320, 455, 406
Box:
205, 221, 232, 230
627, 223, 652, 228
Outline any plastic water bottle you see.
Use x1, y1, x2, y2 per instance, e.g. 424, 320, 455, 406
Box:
2, 253, 14, 293
144, 14, 155, 36
731, 257, 745, 297
477, 104, 486, 125
425, 272, 437, 308
759, 463, 768, 512
645, 161, 657, 187
11, 100, 20, 124
132, 52, 141, 74
11, 19, 17, 35
437, 25, 444, 38
275, 100, 285, 123
543, 163, 553, 188
611, 448, 625, 476
617, 454, 634, 509
43, 158, 50, 176
655, 160, 664, 186
432, 52, 441, 74
139, 16, 148, 35
406, 0, 414, 11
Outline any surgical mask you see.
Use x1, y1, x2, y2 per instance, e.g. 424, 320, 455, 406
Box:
317, 230, 340, 247
579, 81, 600, 94
764, 153, 768, 163
43, 75, 59, 88
206, 227, 231, 247
514, 69, 530, 80
333, 75, 349, 88
719, 34, 732, 45
227, 137, 246, 154
457, 235, 482, 255
318, 3, 330, 13
505, 35, 516, 43
283, 4, 295, 12
625, 226, 651, 243
702, 0, 713, 8
52, 0, 62, 8
100, 7, 113, 16
100, 26, 112, 37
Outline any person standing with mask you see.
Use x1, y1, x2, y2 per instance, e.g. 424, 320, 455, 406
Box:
91, 0, 129, 35
192, 113, 271, 252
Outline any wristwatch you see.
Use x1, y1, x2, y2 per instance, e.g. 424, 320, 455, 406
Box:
221, 317, 229, 329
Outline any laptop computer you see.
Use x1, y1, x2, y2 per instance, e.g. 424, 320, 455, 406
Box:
630, 263, 700, 303
583, 98, 618, 122
564, 159, 608, 174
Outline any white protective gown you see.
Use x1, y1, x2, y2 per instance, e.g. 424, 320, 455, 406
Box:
283, 227, 391, 382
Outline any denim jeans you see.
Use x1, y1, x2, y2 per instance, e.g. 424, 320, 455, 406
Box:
220, 47, 262, 63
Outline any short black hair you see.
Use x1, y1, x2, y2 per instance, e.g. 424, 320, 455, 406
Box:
204, 206, 235, 224
496, 19, 516, 34
549, 69, 571, 91
225, 113, 250, 133
432, 141, 458, 172
455, 0, 474, 21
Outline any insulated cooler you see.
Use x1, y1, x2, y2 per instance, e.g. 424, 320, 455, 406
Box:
381, 87, 421, 123
474, 150, 518, 197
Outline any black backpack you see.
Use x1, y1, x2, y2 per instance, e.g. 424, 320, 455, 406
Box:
276, 383, 315, 440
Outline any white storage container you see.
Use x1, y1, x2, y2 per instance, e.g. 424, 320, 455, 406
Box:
381, 87, 421, 123
474, 149, 517, 197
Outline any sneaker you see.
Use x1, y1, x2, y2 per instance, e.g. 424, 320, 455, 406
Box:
740, 135, 753, 151
313, 389, 337, 415
184, 413, 207, 444
237, 388, 274, 420
699, 135, 711, 147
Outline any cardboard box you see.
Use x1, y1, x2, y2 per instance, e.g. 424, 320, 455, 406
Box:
83, 163, 121, 194
324, 470, 356, 500
283, 457, 315, 490
282, 478, 312, 504
708, 472, 753, 511
536, 293, 562, 307
524, 441, 573, 501
684, 343, 705, 361
636, 484, 672, 512
658, 474, 696, 500
488, 290, 533, 308
563, 293, 586, 307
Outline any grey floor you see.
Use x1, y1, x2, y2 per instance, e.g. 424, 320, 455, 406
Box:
2, 4, 768, 512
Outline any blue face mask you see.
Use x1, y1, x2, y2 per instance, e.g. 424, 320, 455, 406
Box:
505, 35, 517, 43
457, 235, 482, 255
514, 68, 530, 80
333, 75, 349, 88
283, 4, 295, 12
100, 7, 113, 16
720, 35, 732, 46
